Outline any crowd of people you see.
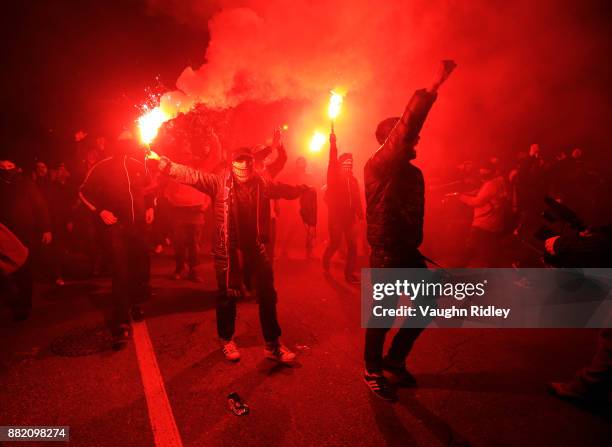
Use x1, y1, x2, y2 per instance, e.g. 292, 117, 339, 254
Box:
428, 140, 609, 269
1, 60, 610, 405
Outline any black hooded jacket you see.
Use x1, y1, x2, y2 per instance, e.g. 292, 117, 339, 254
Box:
160, 158, 308, 286
364, 89, 437, 253
326, 140, 362, 226
79, 155, 153, 225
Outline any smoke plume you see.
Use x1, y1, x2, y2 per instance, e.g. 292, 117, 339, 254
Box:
150, 0, 612, 170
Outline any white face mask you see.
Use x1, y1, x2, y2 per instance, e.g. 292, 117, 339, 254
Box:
232, 159, 254, 183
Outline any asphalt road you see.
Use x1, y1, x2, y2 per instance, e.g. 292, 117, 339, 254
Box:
1, 252, 611, 446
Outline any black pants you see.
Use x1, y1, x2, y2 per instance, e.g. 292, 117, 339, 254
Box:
323, 220, 357, 277
215, 243, 281, 343
152, 197, 172, 246
265, 217, 277, 261
173, 221, 202, 272
108, 224, 150, 330
82, 213, 110, 274
42, 227, 68, 281
364, 248, 427, 373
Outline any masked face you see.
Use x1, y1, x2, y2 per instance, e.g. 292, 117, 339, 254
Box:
232, 158, 254, 183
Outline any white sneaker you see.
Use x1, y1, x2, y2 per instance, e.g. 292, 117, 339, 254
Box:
222, 340, 241, 362
264, 343, 296, 364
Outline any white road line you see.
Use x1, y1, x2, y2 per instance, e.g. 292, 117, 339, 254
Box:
132, 321, 183, 447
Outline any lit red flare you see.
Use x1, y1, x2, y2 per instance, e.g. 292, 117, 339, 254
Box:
137, 106, 171, 146
309, 130, 326, 152
328, 91, 343, 121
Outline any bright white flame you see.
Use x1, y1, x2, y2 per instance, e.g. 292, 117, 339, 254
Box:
328, 91, 343, 120
137, 107, 170, 145
309, 131, 326, 153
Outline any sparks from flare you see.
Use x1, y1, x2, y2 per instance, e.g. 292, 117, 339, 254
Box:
137, 106, 171, 146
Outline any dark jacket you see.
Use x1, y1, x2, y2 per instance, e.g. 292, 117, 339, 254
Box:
364, 89, 437, 252
326, 139, 362, 226
550, 225, 612, 267
79, 155, 153, 225
162, 159, 307, 282
0, 176, 51, 247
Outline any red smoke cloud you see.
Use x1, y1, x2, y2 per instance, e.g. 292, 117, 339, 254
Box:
149, 0, 612, 171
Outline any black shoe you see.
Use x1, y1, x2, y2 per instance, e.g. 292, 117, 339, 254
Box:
112, 324, 131, 351
383, 357, 417, 387
130, 305, 144, 322
364, 371, 397, 402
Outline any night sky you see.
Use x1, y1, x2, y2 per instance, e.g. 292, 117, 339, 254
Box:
0, 0, 209, 159
2, 0, 611, 169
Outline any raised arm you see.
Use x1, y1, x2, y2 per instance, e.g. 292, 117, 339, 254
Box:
156, 155, 218, 197
327, 132, 339, 185
264, 128, 288, 179
368, 60, 456, 172
459, 181, 495, 207
265, 145, 287, 179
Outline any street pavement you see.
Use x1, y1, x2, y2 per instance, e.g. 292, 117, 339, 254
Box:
1, 253, 611, 446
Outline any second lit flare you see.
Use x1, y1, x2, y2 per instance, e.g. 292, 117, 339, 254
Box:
309, 131, 326, 153
328, 91, 344, 133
